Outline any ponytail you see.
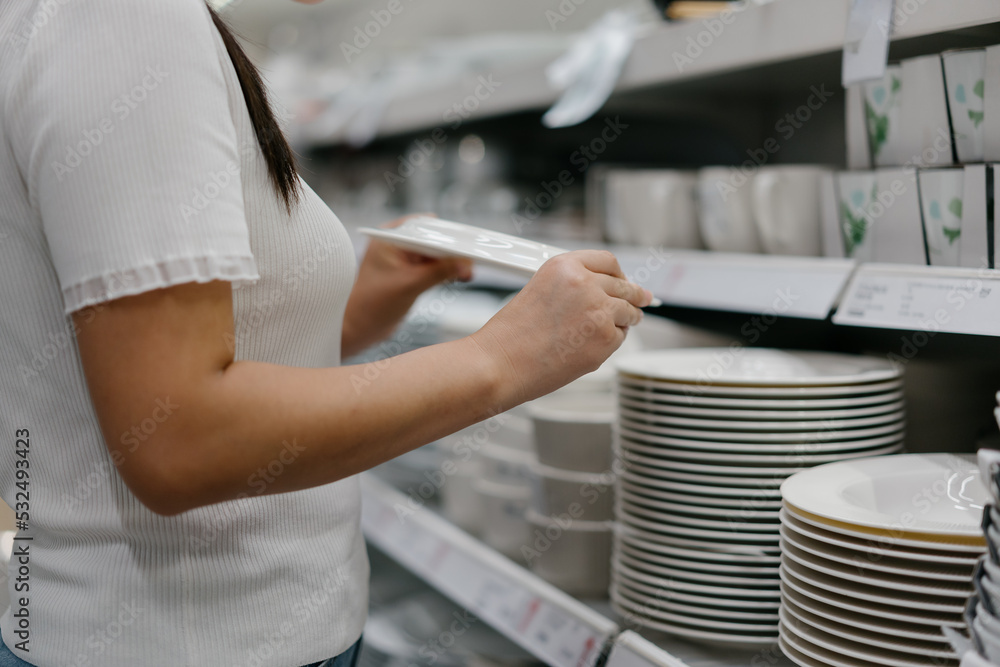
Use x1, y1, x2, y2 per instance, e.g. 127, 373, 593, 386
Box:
207, 4, 300, 211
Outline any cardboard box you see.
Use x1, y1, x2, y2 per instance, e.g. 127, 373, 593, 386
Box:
820, 171, 845, 257
873, 168, 926, 264
845, 83, 871, 170
899, 55, 954, 167
960, 164, 989, 269
983, 46, 1000, 162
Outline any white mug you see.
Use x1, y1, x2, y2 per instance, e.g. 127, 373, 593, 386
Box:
606, 170, 701, 248
942, 49, 987, 163
697, 167, 762, 253
751, 165, 830, 256
863, 64, 904, 167
918, 167, 964, 266
834, 171, 879, 261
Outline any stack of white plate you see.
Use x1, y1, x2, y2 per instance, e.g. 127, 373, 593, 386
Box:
962, 446, 1000, 664
610, 348, 906, 648
779, 453, 987, 667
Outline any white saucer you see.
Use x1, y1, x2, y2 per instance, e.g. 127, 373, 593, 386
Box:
779, 522, 974, 581
782, 584, 953, 643
616, 425, 906, 455
619, 435, 905, 465
611, 577, 780, 622
618, 404, 906, 432
622, 463, 790, 489
616, 529, 781, 564
779, 509, 981, 566
619, 513, 781, 544
780, 559, 966, 613
617, 540, 780, 575
619, 495, 780, 528
619, 418, 905, 444
780, 608, 954, 667
611, 591, 780, 647
781, 540, 972, 598
616, 386, 907, 410
616, 349, 900, 386
612, 558, 781, 609
620, 472, 783, 499
782, 503, 987, 553
779, 633, 845, 667
618, 446, 809, 476
617, 393, 907, 421
359, 217, 566, 277
621, 479, 784, 509
781, 453, 988, 539
620, 486, 782, 518
619, 376, 904, 399
613, 584, 780, 631
782, 597, 957, 658
616, 523, 781, 559
616, 498, 780, 535
617, 550, 778, 587
779, 567, 965, 628
614, 561, 781, 599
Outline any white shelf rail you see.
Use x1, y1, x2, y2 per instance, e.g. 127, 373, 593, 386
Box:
360, 475, 622, 667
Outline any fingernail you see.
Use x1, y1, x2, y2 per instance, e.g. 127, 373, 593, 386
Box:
643, 289, 654, 305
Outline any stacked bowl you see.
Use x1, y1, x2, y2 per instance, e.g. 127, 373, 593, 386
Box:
609, 348, 906, 647
524, 392, 616, 598
779, 453, 987, 667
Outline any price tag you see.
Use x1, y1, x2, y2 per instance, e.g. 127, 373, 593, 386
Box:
616, 251, 855, 320
842, 0, 895, 86
834, 266, 1000, 336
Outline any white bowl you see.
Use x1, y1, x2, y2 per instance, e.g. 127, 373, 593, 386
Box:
524, 509, 612, 598
440, 460, 486, 534
493, 411, 534, 452
528, 393, 615, 473
472, 478, 532, 561
481, 443, 534, 487
529, 461, 615, 521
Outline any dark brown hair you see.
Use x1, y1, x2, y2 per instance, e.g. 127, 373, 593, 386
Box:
207, 4, 300, 211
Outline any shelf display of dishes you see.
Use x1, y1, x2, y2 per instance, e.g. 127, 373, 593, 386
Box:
779, 453, 988, 667
610, 348, 905, 647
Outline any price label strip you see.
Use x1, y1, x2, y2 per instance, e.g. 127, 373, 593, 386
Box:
615, 249, 856, 320
833, 264, 1000, 336
360, 476, 617, 667
842, 0, 895, 87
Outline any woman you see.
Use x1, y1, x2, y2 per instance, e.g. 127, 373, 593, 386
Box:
0, 0, 650, 665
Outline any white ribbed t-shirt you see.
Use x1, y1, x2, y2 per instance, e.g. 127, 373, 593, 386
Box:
0, 1, 368, 665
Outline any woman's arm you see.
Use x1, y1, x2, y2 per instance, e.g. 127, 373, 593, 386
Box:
73, 250, 649, 516
340, 235, 472, 359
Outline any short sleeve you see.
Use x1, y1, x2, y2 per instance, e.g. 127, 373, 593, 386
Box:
9, 0, 260, 314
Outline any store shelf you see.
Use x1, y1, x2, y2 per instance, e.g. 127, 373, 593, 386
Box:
833, 263, 1000, 337
360, 475, 765, 667
359, 475, 622, 667
467, 243, 1000, 336
321, 0, 1000, 143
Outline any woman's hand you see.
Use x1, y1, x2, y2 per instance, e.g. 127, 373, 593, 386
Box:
470, 250, 652, 406
342, 215, 473, 358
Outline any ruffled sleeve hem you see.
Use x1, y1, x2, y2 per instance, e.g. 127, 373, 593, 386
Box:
61, 254, 260, 315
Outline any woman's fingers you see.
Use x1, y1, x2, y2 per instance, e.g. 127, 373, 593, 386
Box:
572, 249, 627, 279
596, 273, 653, 308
